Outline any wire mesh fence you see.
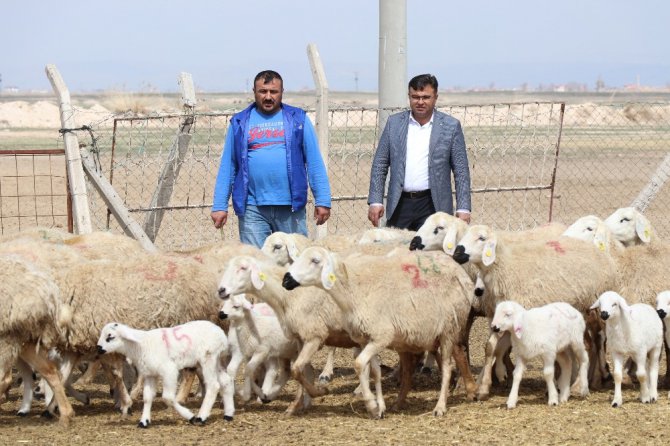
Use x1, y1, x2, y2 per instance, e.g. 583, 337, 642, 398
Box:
2, 100, 669, 249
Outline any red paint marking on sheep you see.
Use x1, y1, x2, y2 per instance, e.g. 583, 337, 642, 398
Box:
143, 261, 178, 281
171, 326, 192, 349
546, 240, 566, 254
161, 329, 171, 349
401, 264, 428, 288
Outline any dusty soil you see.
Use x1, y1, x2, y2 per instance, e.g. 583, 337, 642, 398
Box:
1, 318, 668, 446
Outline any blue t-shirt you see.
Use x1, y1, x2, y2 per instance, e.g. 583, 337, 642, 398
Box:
246, 108, 291, 206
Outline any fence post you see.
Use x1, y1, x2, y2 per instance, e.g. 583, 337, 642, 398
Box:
631, 152, 670, 213
143, 72, 196, 241
45, 64, 93, 234
307, 43, 329, 239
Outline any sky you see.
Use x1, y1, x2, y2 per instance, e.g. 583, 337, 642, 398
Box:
2, 0, 669, 93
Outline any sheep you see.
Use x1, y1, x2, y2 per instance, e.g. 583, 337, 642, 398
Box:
451, 224, 618, 399
219, 293, 299, 403
491, 301, 589, 408
261, 232, 312, 267
357, 227, 415, 245
604, 207, 654, 247
63, 231, 149, 260
218, 254, 361, 416
655, 290, 670, 398
282, 247, 478, 418
590, 291, 663, 407
96, 321, 235, 427
0, 255, 74, 426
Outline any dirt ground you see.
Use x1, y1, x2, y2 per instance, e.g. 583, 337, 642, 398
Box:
1, 317, 669, 446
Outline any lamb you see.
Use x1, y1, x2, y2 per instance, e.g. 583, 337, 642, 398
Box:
604, 207, 654, 247
96, 321, 235, 427
283, 247, 478, 418
590, 291, 663, 407
261, 232, 312, 267
218, 254, 360, 415
451, 224, 618, 399
655, 290, 670, 398
0, 255, 74, 426
491, 301, 589, 408
219, 293, 299, 403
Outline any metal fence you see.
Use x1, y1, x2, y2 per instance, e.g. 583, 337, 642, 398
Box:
2, 100, 669, 249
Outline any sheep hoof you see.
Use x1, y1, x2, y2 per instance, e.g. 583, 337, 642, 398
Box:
40, 410, 54, 419
224, 415, 233, 422
138, 420, 150, 428
261, 398, 272, 404
318, 376, 331, 384
189, 416, 205, 425
611, 402, 619, 408
16, 411, 28, 417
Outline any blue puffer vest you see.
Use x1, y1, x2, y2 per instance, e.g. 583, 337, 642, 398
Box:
230, 103, 308, 215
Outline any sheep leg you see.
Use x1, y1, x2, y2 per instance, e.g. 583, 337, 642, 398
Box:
368, 351, 386, 417
192, 360, 221, 424
611, 353, 624, 407
663, 339, 670, 389
161, 369, 195, 422
319, 347, 337, 383
506, 357, 526, 409
176, 368, 197, 404
15, 358, 34, 416
392, 352, 417, 411
433, 340, 454, 416
138, 376, 156, 427
100, 355, 132, 415
291, 339, 327, 398
477, 330, 509, 400
556, 351, 572, 404
451, 343, 477, 401
355, 342, 386, 419
217, 367, 235, 421
244, 350, 271, 402
130, 375, 144, 401
285, 384, 307, 416
571, 341, 591, 398
260, 358, 282, 402
76, 359, 101, 385
647, 346, 661, 403
20, 344, 74, 427
634, 351, 650, 403
542, 352, 560, 406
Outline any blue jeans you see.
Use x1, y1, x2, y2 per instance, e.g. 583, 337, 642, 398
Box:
238, 204, 308, 248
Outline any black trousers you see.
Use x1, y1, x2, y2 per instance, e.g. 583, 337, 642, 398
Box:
386, 193, 436, 231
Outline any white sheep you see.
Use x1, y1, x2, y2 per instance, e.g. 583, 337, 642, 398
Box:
219, 293, 299, 403
604, 207, 654, 246
451, 224, 618, 399
655, 290, 670, 399
491, 301, 589, 408
283, 247, 478, 418
96, 321, 235, 427
590, 291, 663, 407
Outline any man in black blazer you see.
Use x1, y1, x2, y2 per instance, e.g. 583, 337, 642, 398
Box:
367, 74, 471, 230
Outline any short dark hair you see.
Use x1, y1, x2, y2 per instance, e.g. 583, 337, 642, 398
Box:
408, 74, 438, 92
254, 70, 283, 87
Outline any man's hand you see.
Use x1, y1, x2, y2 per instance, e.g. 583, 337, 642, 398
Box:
211, 210, 228, 229
368, 205, 384, 227
456, 211, 471, 224
314, 206, 331, 225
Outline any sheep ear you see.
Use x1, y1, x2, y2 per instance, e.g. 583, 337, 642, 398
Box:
240, 295, 254, 311
115, 324, 141, 343
593, 225, 610, 254
635, 213, 652, 244
589, 299, 600, 310
617, 295, 631, 313
249, 262, 266, 290
442, 224, 458, 255
287, 238, 299, 261
321, 252, 338, 290
482, 238, 497, 266
513, 317, 523, 339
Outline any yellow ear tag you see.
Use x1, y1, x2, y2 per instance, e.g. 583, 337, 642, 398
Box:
258, 272, 267, 282
485, 250, 492, 257
328, 273, 337, 284
446, 242, 454, 249
645, 228, 650, 239
598, 242, 606, 251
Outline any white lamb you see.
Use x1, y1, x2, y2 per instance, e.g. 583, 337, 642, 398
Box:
590, 291, 663, 407
96, 321, 235, 427
655, 290, 670, 399
219, 293, 299, 403
603, 207, 653, 246
491, 301, 589, 409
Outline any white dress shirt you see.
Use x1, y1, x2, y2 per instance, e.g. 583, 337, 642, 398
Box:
404, 113, 432, 192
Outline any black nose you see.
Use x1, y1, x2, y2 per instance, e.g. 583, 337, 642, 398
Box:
475, 287, 485, 297
219, 310, 228, 320
452, 245, 469, 264
97, 345, 106, 355
282, 272, 300, 290
600, 311, 610, 320
658, 309, 667, 319
491, 325, 500, 333
409, 236, 424, 251
218, 288, 229, 300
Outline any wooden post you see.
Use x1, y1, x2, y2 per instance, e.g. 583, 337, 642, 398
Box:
80, 151, 157, 252
631, 152, 670, 212
143, 72, 196, 241
45, 64, 93, 234
307, 43, 329, 239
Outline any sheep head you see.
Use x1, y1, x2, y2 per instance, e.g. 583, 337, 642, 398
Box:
411, 212, 464, 252
97, 322, 140, 355
452, 224, 498, 267
590, 291, 630, 321
491, 300, 525, 339
656, 291, 670, 321
604, 207, 652, 246
219, 294, 251, 321
261, 232, 299, 266
562, 215, 613, 253
219, 256, 269, 299
283, 246, 342, 291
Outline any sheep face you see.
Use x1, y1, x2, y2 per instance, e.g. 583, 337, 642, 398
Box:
218, 256, 268, 300
590, 291, 629, 322
452, 225, 497, 267
562, 215, 611, 253
283, 246, 337, 291
604, 207, 651, 245
410, 212, 460, 251
219, 296, 243, 321
656, 291, 670, 320
491, 301, 524, 338
97, 322, 136, 355
261, 232, 299, 266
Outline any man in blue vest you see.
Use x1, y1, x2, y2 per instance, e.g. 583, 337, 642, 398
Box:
211, 70, 332, 247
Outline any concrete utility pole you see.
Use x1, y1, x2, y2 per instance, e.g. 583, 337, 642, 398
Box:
378, 0, 407, 129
